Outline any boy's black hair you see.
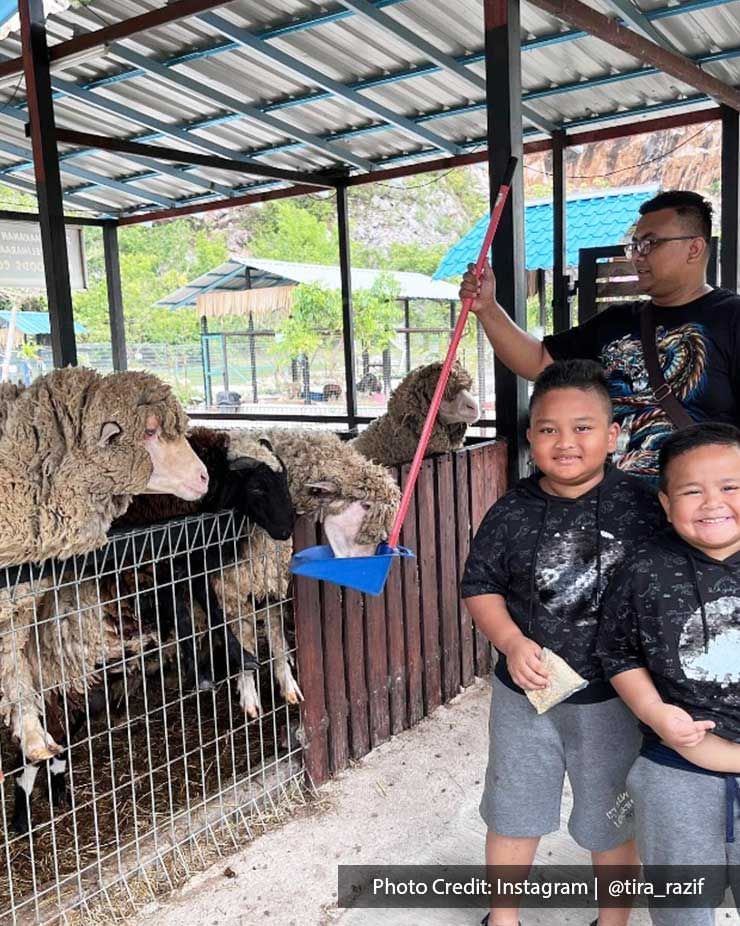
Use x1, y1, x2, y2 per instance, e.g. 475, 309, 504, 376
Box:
529, 359, 613, 421
659, 422, 740, 491
639, 190, 712, 242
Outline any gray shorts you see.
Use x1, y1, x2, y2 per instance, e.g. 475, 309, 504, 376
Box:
480, 674, 640, 851
627, 756, 740, 926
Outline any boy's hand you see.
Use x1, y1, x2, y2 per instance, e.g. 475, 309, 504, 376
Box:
459, 262, 499, 320
644, 701, 716, 748
506, 637, 549, 690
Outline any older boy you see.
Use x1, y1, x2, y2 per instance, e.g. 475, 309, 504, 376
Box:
598, 422, 740, 926
462, 359, 664, 926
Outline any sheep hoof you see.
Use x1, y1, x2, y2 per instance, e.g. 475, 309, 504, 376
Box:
284, 681, 304, 705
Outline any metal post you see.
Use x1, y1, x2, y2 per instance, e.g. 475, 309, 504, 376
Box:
200, 316, 212, 406
302, 353, 311, 405
20, 0, 77, 367
336, 184, 358, 429
247, 311, 258, 403
551, 129, 570, 332
721, 105, 740, 291
537, 268, 547, 330
484, 0, 528, 478
449, 299, 456, 331
220, 332, 229, 393
403, 298, 411, 372
103, 221, 127, 371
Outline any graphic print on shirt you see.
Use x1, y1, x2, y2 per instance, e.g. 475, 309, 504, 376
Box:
599, 323, 707, 478
678, 595, 740, 700
536, 527, 624, 627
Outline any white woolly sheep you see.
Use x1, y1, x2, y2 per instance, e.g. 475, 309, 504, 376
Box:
351, 361, 479, 468
223, 427, 401, 717
0, 366, 208, 763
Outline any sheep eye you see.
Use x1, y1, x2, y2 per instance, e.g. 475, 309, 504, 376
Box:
144, 427, 158, 438
361, 501, 372, 511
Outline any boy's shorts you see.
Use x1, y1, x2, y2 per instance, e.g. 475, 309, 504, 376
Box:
480, 674, 640, 851
627, 756, 740, 926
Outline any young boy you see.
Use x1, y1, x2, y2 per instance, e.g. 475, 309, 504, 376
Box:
597, 422, 740, 926
462, 359, 664, 926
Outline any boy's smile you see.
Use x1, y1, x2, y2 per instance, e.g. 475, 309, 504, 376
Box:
527, 387, 620, 498
660, 444, 740, 560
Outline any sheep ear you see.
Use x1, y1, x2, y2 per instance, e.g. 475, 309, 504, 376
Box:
258, 436, 274, 454
229, 455, 260, 472
99, 420, 122, 447
305, 480, 339, 498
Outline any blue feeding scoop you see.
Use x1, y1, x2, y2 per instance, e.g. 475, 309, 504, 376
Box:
290, 542, 414, 597
289, 157, 518, 596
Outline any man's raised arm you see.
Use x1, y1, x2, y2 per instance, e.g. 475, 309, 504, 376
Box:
460, 261, 553, 381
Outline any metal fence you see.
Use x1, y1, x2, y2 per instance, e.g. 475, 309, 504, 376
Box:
0, 512, 303, 925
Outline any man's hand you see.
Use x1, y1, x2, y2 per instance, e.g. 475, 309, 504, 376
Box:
459, 262, 499, 320
506, 637, 549, 690
644, 701, 716, 748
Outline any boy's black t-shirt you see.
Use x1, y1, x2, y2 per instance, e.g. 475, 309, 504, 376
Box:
461, 466, 663, 703
543, 289, 740, 479
597, 531, 740, 743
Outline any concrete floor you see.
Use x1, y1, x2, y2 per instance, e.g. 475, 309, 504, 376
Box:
129, 680, 739, 926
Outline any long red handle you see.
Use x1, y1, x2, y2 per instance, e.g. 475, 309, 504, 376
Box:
388, 157, 518, 548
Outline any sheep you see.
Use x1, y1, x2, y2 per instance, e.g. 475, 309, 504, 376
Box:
9, 425, 297, 831
223, 427, 401, 717
0, 366, 209, 763
351, 361, 480, 468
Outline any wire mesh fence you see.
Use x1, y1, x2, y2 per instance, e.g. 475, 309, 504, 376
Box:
0, 512, 304, 925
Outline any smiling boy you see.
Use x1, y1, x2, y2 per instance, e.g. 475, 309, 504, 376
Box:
462, 359, 663, 926
597, 423, 740, 926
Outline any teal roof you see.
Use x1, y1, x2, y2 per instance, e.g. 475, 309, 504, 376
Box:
0, 311, 86, 336
0, 2, 15, 29
433, 185, 659, 278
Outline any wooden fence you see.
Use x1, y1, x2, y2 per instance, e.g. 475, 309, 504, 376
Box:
293, 439, 508, 786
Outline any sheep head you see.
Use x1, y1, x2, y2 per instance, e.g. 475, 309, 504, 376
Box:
387, 361, 479, 435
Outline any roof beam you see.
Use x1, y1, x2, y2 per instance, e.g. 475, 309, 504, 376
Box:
52, 129, 340, 188
107, 44, 375, 172
526, 0, 740, 111
197, 10, 462, 156
0, 0, 238, 81
0, 137, 176, 207
602, 0, 675, 50
335, 0, 557, 134
0, 164, 115, 214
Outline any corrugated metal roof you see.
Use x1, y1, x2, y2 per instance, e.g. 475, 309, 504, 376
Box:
433, 184, 660, 275
0, 0, 734, 218
0, 310, 86, 335
158, 257, 460, 308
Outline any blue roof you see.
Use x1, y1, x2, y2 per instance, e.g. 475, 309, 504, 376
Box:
0, 311, 86, 336
433, 185, 659, 278
0, 2, 15, 29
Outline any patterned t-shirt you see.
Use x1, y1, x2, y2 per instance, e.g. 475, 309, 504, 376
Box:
543, 288, 740, 479
597, 531, 740, 743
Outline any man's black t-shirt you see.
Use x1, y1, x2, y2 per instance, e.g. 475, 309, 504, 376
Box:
543, 288, 740, 479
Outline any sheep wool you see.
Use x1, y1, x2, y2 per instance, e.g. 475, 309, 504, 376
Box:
0, 366, 189, 565
352, 361, 474, 468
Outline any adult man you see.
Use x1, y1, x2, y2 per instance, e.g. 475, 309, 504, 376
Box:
460, 190, 740, 478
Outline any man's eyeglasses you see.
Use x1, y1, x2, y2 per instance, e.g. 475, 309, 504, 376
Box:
624, 236, 704, 259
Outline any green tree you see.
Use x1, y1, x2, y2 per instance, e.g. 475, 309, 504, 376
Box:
249, 200, 338, 264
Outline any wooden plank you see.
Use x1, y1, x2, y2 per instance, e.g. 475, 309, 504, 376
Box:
400, 464, 423, 727
364, 587, 390, 748
454, 448, 475, 688
595, 260, 636, 280
435, 455, 460, 702
385, 466, 407, 734
292, 516, 329, 785
342, 587, 370, 759
416, 458, 442, 712
469, 445, 492, 677
596, 279, 644, 298
320, 580, 349, 774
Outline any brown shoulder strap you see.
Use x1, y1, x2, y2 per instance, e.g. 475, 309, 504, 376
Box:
639, 304, 693, 430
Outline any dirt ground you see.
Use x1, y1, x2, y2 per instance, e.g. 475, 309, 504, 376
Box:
128, 680, 739, 926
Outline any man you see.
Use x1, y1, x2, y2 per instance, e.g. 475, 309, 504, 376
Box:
460, 190, 740, 479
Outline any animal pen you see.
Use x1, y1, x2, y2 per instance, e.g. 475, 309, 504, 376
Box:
1, 0, 740, 924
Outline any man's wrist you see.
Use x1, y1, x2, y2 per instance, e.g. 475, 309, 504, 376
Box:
496, 627, 526, 656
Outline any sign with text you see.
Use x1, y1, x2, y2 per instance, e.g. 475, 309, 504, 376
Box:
0, 221, 87, 290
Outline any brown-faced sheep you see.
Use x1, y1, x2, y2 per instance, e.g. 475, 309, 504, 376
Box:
351, 361, 480, 468
0, 366, 209, 762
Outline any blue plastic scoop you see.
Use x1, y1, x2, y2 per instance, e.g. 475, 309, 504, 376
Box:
290, 157, 518, 596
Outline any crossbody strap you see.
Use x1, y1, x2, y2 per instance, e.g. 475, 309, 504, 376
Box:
639, 304, 694, 430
